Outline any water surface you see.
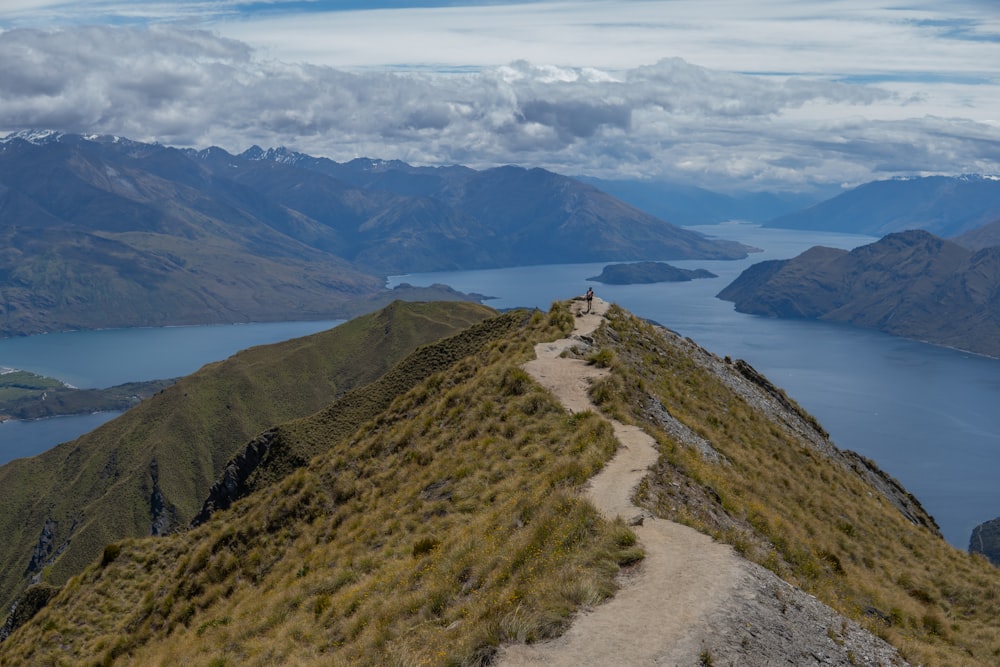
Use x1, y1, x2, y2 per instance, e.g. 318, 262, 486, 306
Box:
389, 223, 1000, 548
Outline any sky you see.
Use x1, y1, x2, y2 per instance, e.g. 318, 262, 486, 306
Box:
0, 1, 998, 192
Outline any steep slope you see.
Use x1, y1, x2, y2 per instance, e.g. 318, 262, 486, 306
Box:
3, 300, 998, 666
585, 305, 997, 665
718, 229, 1000, 357
0, 300, 495, 616
499, 299, 905, 666
767, 175, 1000, 236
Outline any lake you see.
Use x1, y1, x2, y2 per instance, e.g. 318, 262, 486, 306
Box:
0, 319, 343, 466
1, 222, 997, 548
387, 222, 1000, 549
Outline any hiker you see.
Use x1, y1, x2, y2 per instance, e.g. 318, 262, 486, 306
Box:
585, 287, 594, 313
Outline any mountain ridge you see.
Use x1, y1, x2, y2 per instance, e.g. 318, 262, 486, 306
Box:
717, 229, 1000, 358
0, 300, 497, 617
765, 175, 1000, 237
2, 299, 997, 665
0, 131, 750, 337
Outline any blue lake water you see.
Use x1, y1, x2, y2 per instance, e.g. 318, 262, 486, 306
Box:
387, 222, 1000, 549
1, 222, 997, 548
0, 319, 343, 466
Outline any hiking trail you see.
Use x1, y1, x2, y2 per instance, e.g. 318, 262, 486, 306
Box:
496, 297, 743, 666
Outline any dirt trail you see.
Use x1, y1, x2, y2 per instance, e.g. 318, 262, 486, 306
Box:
497, 297, 744, 666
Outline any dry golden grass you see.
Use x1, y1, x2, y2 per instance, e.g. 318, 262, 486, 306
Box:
8, 300, 997, 666
591, 305, 1000, 667
1, 303, 639, 667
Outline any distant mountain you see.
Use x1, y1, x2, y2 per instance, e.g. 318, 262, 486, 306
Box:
0, 131, 750, 336
766, 175, 1000, 237
578, 176, 823, 225
954, 217, 1000, 251
718, 229, 1000, 357
225, 146, 752, 269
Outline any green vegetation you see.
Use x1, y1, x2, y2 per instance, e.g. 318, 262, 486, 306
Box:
0, 300, 496, 616
1, 302, 636, 665
4, 300, 999, 666
0, 370, 175, 421
589, 305, 1000, 666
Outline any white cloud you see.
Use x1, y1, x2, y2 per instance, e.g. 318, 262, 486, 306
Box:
0, 1, 997, 191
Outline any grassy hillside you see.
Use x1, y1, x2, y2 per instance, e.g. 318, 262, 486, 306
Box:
3, 301, 999, 666
0, 300, 496, 616
1, 302, 639, 665
588, 306, 1000, 666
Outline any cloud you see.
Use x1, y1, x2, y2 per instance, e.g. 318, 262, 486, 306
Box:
0, 12, 998, 192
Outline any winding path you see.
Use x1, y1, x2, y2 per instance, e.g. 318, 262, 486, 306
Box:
496, 297, 744, 666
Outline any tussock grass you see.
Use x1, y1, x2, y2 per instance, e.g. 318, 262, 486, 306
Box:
592, 305, 1000, 667
0, 300, 495, 616
2, 302, 637, 666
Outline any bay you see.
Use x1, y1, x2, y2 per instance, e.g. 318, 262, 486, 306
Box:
0, 319, 343, 466
388, 223, 1000, 549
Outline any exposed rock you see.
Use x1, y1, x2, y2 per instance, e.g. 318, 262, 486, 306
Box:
969, 516, 1000, 566
697, 560, 909, 667
644, 396, 728, 464
0, 584, 59, 642
149, 459, 178, 536
190, 430, 290, 527
24, 520, 57, 577
24, 518, 77, 582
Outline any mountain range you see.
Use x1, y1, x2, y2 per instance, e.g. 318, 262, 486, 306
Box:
765, 175, 1000, 237
0, 131, 750, 337
717, 229, 1000, 358
2, 298, 998, 665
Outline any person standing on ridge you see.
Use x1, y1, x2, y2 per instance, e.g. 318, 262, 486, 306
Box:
585, 286, 594, 313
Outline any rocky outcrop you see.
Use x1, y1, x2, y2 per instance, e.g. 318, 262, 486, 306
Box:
149, 459, 178, 536
970, 516, 1000, 566
190, 430, 294, 527
0, 584, 58, 642
24, 518, 76, 581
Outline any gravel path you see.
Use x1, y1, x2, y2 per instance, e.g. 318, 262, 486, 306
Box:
495, 297, 909, 667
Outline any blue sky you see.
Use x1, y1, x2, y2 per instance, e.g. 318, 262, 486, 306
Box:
0, 1, 998, 192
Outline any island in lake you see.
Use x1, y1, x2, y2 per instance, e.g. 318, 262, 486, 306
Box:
588, 261, 717, 285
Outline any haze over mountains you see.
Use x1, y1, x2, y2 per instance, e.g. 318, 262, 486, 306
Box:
764, 175, 1000, 238
0, 131, 750, 337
